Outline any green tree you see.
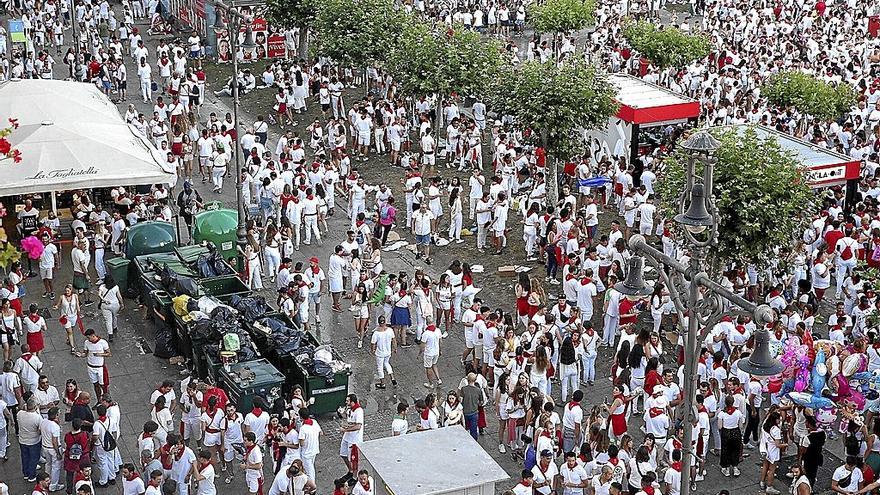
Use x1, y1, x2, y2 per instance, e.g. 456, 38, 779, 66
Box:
623, 20, 710, 69
487, 59, 617, 203
387, 21, 506, 128
264, 0, 317, 59
313, 0, 407, 68
527, 0, 596, 56
763, 70, 857, 122
656, 127, 814, 271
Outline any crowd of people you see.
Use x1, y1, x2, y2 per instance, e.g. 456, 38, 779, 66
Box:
6, 0, 880, 491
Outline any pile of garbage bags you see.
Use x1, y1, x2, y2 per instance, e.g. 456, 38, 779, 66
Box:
159, 264, 199, 296
196, 250, 235, 278
172, 294, 258, 364
295, 344, 351, 385
229, 295, 269, 322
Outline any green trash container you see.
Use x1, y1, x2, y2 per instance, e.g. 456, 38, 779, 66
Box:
198, 275, 249, 301
192, 209, 239, 261
105, 257, 131, 294
290, 331, 350, 415
218, 359, 285, 414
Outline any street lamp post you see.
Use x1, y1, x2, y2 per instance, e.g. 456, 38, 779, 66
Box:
614, 130, 783, 495
213, 0, 251, 270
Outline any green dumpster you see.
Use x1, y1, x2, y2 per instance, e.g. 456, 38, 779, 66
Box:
218, 359, 285, 414
126, 221, 177, 260
174, 245, 237, 278
192, 209, 239, 261
198, 275, 249, 301
105, 257, 131, 294
294, 331, 350, 414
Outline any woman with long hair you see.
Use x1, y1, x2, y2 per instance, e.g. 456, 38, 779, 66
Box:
435, 274, 454, 336
523, 202, 540, 261
495, 370, 512, 453
390, 281, 412, 347
758, 410, 787, 489
54, 285, 79, 353
0, 299, 20, 361
351, 283, 369, 348
650, 282, 666, 333
239, 230, 264, 290
514, 272, 531, 328
506, 377, 528, 458
442, 390, 463, 427
97, 276, 124, 343
447, 180, 463, 244
605, 383, 634, 442
22, 304, 46, 356
529, 344, 551, 398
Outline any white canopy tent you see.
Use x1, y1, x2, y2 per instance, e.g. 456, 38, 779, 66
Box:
0, 79, 176, 198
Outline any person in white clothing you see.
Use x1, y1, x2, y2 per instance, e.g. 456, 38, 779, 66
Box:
371, 317, 397, 389
340, 394, 364, 476
241, 432, 263, 495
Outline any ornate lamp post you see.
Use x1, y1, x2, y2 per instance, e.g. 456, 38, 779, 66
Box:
213, 0, 251, 269
614, 130, 783, 495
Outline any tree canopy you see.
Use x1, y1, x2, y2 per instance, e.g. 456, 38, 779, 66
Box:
623, 20, 710, 69
656, 127, 814, 270
488, 59, 617, 159
763, 70, 857, 121
313, 0, 407, 67
264, 0, 317, 29
387, 22, 506, 98
527, 0, 596, 34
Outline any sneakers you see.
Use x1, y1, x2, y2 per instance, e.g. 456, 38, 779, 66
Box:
357, 340, 363, 349
437, 379, 442, 385
498, 444, 506, 453
732, 467, 740, 477
759, 481, 766, 490
423, 382, 433, 388
743, 442, 754, 450
765, 487, 780, 495
721, 467, 730, 477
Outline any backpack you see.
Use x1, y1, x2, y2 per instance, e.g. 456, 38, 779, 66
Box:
841, 241, 854, 261
67, 432, 85, 460
100, 422, 117, 451
380, 204, 392, 221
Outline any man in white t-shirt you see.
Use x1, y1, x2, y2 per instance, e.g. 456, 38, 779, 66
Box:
340, 394, 364, 476
193, 451, 216, 495
297, 409, 322, 482
39, 235, 59, 299
832, 456, 863, 495
532, 450, 558, 495
243, 399, 270, 448
121, 463, 146, 495
79, 329, 111, 399
411, 202, 435, 264
559, 451, 589, 495
420, 324, 442, 388
637, 195, 657, 236
241, 432, 263, 495
371, 317, 396, 389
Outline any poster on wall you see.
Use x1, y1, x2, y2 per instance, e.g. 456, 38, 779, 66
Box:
239, 17, 267, 61
216, 28, 232, 62
267, 29, 286, 58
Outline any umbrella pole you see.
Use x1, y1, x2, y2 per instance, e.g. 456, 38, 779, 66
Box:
50, 191, 57, 215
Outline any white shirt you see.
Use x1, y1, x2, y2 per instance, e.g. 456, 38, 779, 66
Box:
342, 407, 364, 444
299, 420, 321, 457
122, 475, 146, 495
559, 463, 590, 495
84, 339, 110, 367
196, 463, 215, 495
244, 411, 270, 444
833, 465, 862, 493
420, 328, 441, 357
371, 328, 394, 357
411, 210, 434, 235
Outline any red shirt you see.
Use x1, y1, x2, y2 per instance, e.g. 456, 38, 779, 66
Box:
824, 229, 844, 254
619, 298, 639, 325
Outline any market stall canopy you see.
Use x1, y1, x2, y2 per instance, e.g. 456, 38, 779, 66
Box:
717, 124, 859, 189
608, 74, 701, 126
0, 79, 176, 196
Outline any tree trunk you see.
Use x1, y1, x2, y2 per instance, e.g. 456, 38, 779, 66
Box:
542, 129, 559, 206
297, 26, 309, 60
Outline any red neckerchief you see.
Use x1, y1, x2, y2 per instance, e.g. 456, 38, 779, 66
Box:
581, 277, 592, 285
519, 479, 532, 487
697, 404, 707, 413
28, 314, 40, 323
515, 356, 525, 365
671, 461, 682, 472
609, 457, 619, 466
349, 402, 361, 412
673, 438, 682, 450
251, 408, 263, 417
126, 471, 140, 482
713, 361, 724, 370
198, 460, 212, 474
420, 407, 431, 421
643, 486, 656, 495
302, 418, 314, 426
568, 401, 580, 411
244, 443, 258, 464
398, 289, 407, 297
565, 274, 575, 281
33, 484, 47, 494
22, 353, 33, 361
311, 266, 320, 275
649, 408, 665, 418
725, 406, 737, 414
148, 478, 161, 488
475, 314, 484, 321
65, 389, 78, 402
735, 325, 746, 335
306, 194, 314, 200
360, 478, 371, 491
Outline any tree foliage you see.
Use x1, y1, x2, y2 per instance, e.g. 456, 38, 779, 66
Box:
623, 20, 710, 69
387, 21, 506, 98
313, 0, 407, 67
487, 59, 617, 159
763, 71, 857, 122
527, 0, 596, 34
264, 0, 317, 29
656, 127, 814, 270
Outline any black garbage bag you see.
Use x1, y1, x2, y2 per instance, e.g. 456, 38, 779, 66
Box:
196, 254, 219, 278
191, 319, 217, 341
154, 329, 177, 358
210, 306, 238, 324
271, 332, 304, 354
159, 263, 199, 296
238, 345, 258, 361
229, 295, 269, 322
209, 251, 235, 276
312, 359, 335, 384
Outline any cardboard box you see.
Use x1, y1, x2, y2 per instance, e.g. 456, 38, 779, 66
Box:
498, 265, 517, 277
